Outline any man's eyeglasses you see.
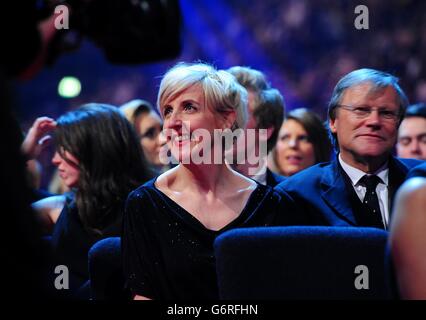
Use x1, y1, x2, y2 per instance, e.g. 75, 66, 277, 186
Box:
337, 105, 400, 121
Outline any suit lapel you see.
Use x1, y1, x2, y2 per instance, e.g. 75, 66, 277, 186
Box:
318, 157, 413, 225
320, 160, 358, 225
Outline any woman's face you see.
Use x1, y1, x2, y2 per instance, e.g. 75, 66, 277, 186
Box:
135, 111, 163, 167
52, 150, 80, 188
276, 119, 316, 176
161, 85, 226, 164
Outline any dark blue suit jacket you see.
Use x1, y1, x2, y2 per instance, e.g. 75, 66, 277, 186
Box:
275, 157, 422, 227
266, 168, 286, 187
406, 161, 426, 179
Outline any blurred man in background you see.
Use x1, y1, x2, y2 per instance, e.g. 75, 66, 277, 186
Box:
397, 103, 426, 160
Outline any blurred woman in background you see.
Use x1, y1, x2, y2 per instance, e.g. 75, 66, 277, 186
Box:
269, 108, 332, 176
120, 99, 168, 173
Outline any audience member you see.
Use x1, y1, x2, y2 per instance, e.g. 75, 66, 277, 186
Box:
269, 108, 331, 176
21, 117, 56, 201
396, 102, 426, 160
276, 68, 421, 229
389, 176, 426, 299
1, 70, 49, 299
120, 99, 168, 172
227, 66, 285, 186
122, 62, 299, 300
30, 104, 152, 295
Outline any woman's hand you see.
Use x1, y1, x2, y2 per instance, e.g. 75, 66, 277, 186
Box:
21, 117, 57, 159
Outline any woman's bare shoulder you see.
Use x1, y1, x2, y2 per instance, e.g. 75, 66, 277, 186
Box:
230, 169, 258, 191
32, 195, 66, 209
32, 195, 67, 228
32, 195, 67, 210
155, 166, 179, 191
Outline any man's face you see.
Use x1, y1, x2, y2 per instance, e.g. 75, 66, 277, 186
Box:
329, 83, 400, 167
397, 117, 426, 160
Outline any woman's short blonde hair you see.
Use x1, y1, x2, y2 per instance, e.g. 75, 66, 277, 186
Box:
157, 62, 248, 130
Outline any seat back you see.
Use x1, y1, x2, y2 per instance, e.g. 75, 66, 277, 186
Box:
214, 226, 391, 299
88, 237, 129, 300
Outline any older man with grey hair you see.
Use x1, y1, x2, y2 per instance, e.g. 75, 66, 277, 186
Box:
276, 68, 421, 229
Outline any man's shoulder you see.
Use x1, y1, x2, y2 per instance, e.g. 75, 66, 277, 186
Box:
275, 161, 335, 190
405, 160, 426, 179
394, 157, 424, 169
391, 157, 424, 177
266, 168, 286, 187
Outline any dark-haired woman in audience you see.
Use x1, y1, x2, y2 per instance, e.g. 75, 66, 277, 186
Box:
28, 104, 152, 295
122, 62, 299, 300
269, 108, 332, 176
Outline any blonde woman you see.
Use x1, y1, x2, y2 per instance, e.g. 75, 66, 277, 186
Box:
122, 63, 299, 300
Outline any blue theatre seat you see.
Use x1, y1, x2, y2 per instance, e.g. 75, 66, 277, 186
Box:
88, 237, 129, 300
214, 226, 391, 299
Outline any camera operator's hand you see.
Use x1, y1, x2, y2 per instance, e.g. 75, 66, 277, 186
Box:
21, 117, 57, 160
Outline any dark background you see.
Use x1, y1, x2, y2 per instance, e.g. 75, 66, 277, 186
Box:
12, 0, 426, 188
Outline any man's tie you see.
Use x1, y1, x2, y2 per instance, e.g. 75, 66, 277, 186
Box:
359, 175, 385, 229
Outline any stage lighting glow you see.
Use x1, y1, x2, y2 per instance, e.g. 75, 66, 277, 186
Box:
58, 77, 81, 98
